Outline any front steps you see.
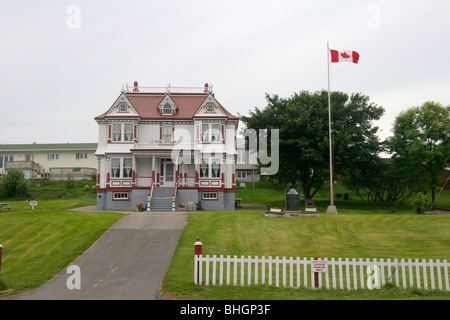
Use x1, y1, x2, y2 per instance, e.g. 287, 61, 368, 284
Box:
149, 187, 174, 211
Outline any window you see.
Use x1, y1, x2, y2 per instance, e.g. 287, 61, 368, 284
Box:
119, 104, 127, 113
200, 158, 209, 178
25, 154, 32, 161
76, 152, 88, 160
0, 154, 14, 168
47, 153, 59, 161
111, 159, 121, 178
123, 158, 132, 178
211, 158, 221, 178
162, 103, 173, 115
200, 157, 221, 178
206, 104, 215, 113
202, 192, 218, 200
236, 171, 247, 179
113, 192, 129, 200
201, 123, 221, 142
112, 124, 122, 141
124, 124, 133, 141
237, 150, 246, 164
110, 157, 132, 179
161, 126, 172, 142
112, 123, 134, 142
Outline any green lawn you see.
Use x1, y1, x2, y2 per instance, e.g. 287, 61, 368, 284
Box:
1, 180, 449, 299
160, 184, 450, 300
0, 199, 123, 296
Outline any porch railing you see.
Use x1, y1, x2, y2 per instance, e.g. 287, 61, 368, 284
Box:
178, 176, 196, 187
136, 176, 152, 187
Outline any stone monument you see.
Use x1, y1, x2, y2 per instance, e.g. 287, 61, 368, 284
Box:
285, 188, 301, 217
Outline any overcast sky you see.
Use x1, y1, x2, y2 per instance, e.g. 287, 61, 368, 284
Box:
1, 0, 449, 145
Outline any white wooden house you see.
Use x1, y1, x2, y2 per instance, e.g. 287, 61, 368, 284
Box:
95, 82, 239, 211
0, 143, 97, 180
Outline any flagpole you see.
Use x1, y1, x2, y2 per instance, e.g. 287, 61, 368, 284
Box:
326, 42, 338, 215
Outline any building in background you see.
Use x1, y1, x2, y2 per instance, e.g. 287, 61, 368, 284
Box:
0, 143, 97, 180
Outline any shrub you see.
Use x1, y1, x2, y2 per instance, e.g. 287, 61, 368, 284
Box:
64, 173, 75, 189
335, 193, 342, 199
0, 169, 30, 199
413, 192, 427, 214
343, 192, 350, 200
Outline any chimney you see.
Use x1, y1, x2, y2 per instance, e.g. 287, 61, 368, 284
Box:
204, 83, 209, 93
133, 81, 139, 92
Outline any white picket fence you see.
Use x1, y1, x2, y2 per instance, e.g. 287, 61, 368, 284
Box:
194, 255, 450, 291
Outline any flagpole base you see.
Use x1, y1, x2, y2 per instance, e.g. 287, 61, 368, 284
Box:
326, 205, 338, 215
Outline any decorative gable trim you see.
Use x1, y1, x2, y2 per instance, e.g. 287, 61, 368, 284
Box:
105, 93, 139, 118
193, 94, 227, 118
156, 95, 178, 116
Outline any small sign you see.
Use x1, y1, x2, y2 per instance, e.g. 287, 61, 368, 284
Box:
312, 259, 328, 272
30, 200, 37, 210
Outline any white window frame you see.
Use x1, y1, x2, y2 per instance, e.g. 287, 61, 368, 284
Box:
200, 123, 221, 142
47, 153, 59, 161
112, 123, 134, 142
162, 103, 173, 115
161, 125, 172, 142
113, 192, 129, 200
110, 157, 132, 179
236, 171, 247, 179
119, 104, 128, 113
200, 157, 221, 178
202, 192, 218, 200
237, 150, 246, 164
76, 152, 88, 160
0, 154, 14, 168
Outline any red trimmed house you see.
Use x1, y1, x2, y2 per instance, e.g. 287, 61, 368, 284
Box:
95, 82, 239, 211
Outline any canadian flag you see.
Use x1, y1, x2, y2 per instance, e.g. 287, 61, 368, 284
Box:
330, 49, 360, 64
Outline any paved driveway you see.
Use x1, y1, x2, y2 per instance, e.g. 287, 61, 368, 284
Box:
20, 211, 187, 300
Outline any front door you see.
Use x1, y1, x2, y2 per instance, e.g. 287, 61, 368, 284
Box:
159, 159, 175, 188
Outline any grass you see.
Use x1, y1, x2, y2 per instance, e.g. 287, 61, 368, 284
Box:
160, 183, 450, 300
0, 198, 123, 296
1, 179, 449, 299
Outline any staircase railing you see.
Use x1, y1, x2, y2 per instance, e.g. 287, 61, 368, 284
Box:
172, 173, 179, 212
147, 175, 155, 211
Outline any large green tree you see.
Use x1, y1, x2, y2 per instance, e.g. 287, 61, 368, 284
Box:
386, 101, 450, 205
240, 90, 384, 199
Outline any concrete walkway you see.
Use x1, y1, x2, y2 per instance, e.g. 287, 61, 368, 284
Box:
20, 211, 187, 300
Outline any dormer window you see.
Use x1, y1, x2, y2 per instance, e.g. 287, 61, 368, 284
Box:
162, 103, 173, 115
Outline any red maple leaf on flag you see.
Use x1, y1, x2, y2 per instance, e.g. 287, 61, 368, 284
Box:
340, 52, 350, 59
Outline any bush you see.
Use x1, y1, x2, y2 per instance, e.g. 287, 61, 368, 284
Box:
413, 192, 427, 214
335, 193, 342, 199
343, 192, 350, 200
64, 173, 75, 189
0, 169, 30, 199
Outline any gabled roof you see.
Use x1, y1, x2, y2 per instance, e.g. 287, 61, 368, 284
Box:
95, 90, 238, 121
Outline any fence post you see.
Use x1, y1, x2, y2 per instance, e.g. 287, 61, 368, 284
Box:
0, 244, 3, 275
194, 238, 202, 284
314, 257, 319, 288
